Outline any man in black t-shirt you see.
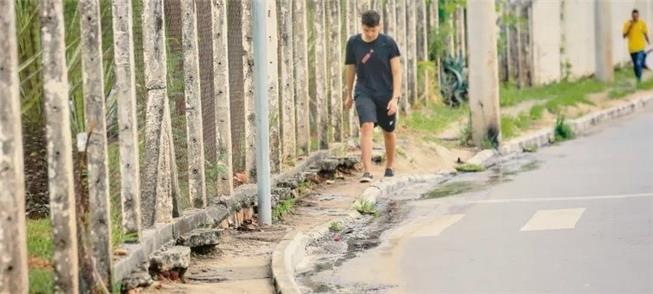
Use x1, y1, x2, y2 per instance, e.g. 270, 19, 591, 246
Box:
345, 10, 402, 183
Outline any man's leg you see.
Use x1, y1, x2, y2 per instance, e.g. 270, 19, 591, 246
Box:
383, 131, 396, 170
633, 52, 644, 81
360, 122, 374, 173
632, 53, 639, 79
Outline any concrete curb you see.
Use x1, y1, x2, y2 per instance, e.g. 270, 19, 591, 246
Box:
270, 94, 653, 293
113, 150, 330, 283
500, 95, 653, 154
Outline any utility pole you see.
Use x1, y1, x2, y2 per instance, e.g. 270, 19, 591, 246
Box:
467, 0, 501, 146
595, 0, 613, 83
252, 0, 272, 225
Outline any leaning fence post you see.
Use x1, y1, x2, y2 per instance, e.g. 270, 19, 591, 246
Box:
112, 0, 142, 239
39, 0, 80, 292
181, 0, 207, 208
0, 1, 29, 292
314, 0, 330, 149
211, 0, 234, 197
79, 0, 113, 287
266, 0, 281, 173
292, 0, 311, 155
327, 0, 344, 143
142, 0, 175, 226
278, 0, 297, 165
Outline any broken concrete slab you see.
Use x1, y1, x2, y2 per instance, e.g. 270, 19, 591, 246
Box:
177, 228, 222, 248
149, 245, 191, 276
121, 270, 153, 292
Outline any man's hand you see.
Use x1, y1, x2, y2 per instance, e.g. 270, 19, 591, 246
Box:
387, 97, 398, 116
345, 94, 353, 109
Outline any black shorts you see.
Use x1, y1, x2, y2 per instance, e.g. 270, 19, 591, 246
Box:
354, 93, 397, 132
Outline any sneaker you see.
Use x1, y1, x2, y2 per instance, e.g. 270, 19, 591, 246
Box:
360, 172, 373, 183
384, 168, 394, 177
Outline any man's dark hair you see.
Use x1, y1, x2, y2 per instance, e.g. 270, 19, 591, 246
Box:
361, 10, 380, 27
633, 9, 639, 14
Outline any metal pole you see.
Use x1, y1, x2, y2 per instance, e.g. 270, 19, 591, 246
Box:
252, 0, 272, 225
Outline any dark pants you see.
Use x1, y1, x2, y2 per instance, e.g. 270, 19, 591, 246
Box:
630, 50, 646, 81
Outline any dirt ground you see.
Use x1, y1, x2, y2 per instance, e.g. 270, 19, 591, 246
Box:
141, 127, 475, 294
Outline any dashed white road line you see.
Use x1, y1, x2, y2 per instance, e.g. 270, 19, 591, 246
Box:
520, 208, 586, 231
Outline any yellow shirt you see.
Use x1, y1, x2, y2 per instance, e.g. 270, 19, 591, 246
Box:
623, 20, 648, 53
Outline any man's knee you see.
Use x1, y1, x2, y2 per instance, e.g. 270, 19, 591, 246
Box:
360, 122, 374, 133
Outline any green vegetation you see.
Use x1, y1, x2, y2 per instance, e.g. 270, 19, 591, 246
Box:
27, 219, 53, 261
455, 163, 486, 173
352, 199, 378, 216
29, 269, 54, 294
499, 78, 604, 108
27, 219, 53, 293
272, 198, 296, 221
554, 116, 575, 142
522, 145, 538, 153
501, 112, 536, 139
403, 103, 468, 134
329, 222, 343, 233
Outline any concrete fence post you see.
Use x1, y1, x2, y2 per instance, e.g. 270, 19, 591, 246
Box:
210, 0, 234, 197
181, 0, 207, 208
265, 1, 281, 174
328, 0, 344, 142
112, 0, 142, 240
293, 0, 311, 154
314, 0, 330, 149
39, 0, 80, 291
406, 0, 418, 106
416, 0, 428, 61
279, 0, 297, 165
395, 0, 409, 113
79, 0, 113, 286
0, 1, 29, 292
242, 0, 257, 179
142, 0, 175, 226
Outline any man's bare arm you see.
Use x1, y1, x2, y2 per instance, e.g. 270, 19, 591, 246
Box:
390, 56, 401, 98
624, 21, 633, 38
346, 64, 355, 98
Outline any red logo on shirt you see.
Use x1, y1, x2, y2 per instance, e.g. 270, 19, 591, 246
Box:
361, 49, 374, 64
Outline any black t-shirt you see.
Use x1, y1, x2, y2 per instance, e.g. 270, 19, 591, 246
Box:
345, 33, 401, 99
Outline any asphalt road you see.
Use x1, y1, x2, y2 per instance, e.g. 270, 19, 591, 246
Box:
328, 105, 653, 293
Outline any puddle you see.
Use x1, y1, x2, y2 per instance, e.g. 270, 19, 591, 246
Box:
296, 199, 408, 293
421, 155, 541, 200
296, 154, 543, 293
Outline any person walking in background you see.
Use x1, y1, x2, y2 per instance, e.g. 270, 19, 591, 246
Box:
344, 10, 402, 183
623, 9, 650, 82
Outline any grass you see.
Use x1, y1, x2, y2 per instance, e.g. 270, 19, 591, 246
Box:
272, 198, 296, 221
352, 199, 378, 216
500, 77, 606, 108
29, 269, 54, 294
501, 112, 536, 139
27, 219, 53, 293
403, 102, 468, 134
455, 163, 486, 173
